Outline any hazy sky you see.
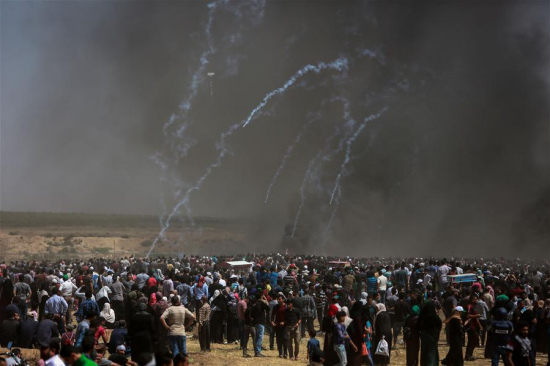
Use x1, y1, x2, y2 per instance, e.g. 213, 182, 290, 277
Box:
1, 0, 549, 256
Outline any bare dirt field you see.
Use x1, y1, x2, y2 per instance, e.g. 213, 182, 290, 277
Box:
2, 325, 548, 366
0, 211, 250, 259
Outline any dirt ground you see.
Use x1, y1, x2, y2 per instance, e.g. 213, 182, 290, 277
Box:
2, 324, 547, 366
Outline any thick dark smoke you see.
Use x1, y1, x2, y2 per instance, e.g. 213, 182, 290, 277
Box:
1, 1, 548, 258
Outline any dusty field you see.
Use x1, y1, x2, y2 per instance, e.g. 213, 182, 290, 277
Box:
3, 326, 548, 366
0, 212, 250, 259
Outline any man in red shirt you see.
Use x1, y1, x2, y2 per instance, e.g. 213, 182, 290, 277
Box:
271, 295, 288, 358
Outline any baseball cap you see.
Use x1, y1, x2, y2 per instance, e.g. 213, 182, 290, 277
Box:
116, 345, 126, 352
455, 306, 465, 312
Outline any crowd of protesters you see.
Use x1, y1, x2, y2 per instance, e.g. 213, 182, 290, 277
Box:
0, 253, 549, 366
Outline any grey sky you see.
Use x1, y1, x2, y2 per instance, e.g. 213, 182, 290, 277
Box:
1, 1, 548, 256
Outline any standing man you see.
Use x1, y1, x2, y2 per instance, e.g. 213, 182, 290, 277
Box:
160, 295, 196, 356
44, 287, 68, 334
284, 299, 302, 361
14, 274, 32, 320
251, 293, 270, 357
438, 259, 451, 294
271, 295, 288, 359
300, 289, 317, 338
377, 270, 388, 304
197, 295, 211, 352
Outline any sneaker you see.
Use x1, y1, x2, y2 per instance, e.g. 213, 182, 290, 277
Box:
465, 357, 476, 361
243, 354, 251, 358
223, 341, 228, 345
254, 353, 266, 357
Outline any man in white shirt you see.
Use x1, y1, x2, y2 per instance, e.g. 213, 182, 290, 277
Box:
377, 273, 388, 304
437, 259, 451, 293
41, 341, 65, 366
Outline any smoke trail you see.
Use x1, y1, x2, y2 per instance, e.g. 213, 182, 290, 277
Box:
242, 57, 348, 127
291, 158, 317, 238
323, 185, 341, 242
264, 112, 321, 203
146, 57, 349, 257
162, 0, 221, 139
329, 108, 387, 204
323, 126, 379, 244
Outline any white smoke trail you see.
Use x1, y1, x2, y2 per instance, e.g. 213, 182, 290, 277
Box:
291, 158, 317, 238
162, 0, 221, 140
329, 107, 387, 204
242, 58, 348, 127
264, 112, 321, 203
146, 57, 349, 257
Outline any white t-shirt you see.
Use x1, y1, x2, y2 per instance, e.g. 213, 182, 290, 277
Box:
438, 265, 450, 283
377, 275, 388, 291
45, 355, 65, 366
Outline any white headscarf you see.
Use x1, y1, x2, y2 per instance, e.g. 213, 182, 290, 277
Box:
100, 302, 116, 324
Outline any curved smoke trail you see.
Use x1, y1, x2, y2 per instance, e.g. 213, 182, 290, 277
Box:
242, 58, 348, 127
264, 112, 321, 204
329, 107, 388, 204
162, 0, 220, 140
146, 57, 349, 257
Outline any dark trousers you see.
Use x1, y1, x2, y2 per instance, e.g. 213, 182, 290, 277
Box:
267, 324, 275, 349
301, 317, 315, 337
479, 319, 487, 346
238, 319, 245, 346
242, 324, 256, 355
111, 300, 126, 321
466, 329, 480, 358
316, 307, 324, 328
199, 321, 211, 350
276, 327, 288, 357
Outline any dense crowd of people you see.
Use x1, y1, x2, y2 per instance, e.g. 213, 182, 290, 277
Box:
0, 254, 549, 366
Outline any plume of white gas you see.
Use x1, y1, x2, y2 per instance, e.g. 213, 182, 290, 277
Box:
329, 107, 387, 204
264, 112, 321, 204
146, 58, 349, 257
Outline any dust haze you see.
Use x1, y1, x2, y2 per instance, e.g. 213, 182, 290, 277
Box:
1, 1, 549, 258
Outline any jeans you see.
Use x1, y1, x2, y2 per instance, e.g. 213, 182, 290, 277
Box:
254, 324, 265, 355
168, 335, 187, 356
334, 344, 347, 366
491, 345, 510, 366
378, 290, 387, 304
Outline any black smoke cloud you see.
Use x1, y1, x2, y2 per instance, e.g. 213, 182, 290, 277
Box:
1, 1, 548, 258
